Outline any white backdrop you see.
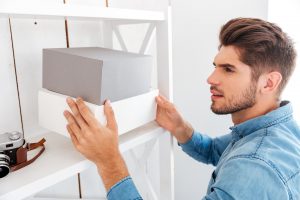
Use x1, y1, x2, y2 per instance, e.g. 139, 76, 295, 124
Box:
269, 0, 300, 123
171, 0, 268, 199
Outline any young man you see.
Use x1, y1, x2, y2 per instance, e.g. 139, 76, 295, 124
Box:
63, 18, 299, 199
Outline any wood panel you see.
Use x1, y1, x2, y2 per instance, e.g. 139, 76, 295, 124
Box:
0, 18, 22, 134
9, 0, 79, 198
10, 17, 65, 137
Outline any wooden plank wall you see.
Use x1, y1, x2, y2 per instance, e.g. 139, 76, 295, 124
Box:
1, 0, 166, 199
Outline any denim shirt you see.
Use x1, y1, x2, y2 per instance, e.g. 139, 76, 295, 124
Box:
181, 101, 300, 200
107, 101, 300, 200
107, 176, 142, 200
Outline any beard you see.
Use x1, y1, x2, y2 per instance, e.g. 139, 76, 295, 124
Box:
211, 83, 257, 115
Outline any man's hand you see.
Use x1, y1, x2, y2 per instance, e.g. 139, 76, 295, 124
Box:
156, 95, 194, 144
63, 97, 129, 191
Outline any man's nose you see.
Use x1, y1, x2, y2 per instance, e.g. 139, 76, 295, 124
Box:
207, 70, 220, 85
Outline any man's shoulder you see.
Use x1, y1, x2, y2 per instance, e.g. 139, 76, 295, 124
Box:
230, 121, 300, 184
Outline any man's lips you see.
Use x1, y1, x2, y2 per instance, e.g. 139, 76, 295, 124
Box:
210, 89, 224, 100
210, 90, 223, 96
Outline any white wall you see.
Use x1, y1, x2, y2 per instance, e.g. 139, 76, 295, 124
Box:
268, 0, 300, 122
171, 0, 268, 199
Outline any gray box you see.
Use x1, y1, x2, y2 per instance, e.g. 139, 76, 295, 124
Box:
43, 47, 152, 105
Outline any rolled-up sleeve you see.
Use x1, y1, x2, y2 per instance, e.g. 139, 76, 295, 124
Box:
107, 176, 142, 200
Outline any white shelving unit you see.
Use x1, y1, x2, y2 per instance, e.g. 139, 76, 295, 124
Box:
0, 122, 165, 200
0, 1, 174, 200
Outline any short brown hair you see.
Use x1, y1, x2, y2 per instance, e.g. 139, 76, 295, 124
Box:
219, 17, 297, 96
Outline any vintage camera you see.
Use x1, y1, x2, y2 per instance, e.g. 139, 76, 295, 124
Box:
0, 131, 25, 178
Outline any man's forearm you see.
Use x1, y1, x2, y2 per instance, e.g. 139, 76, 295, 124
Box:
172, 121, 194, 144
96, 153, 129, 191
96, 153, 143, 200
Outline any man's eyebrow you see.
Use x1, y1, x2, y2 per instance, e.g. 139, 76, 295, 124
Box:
213, 62, 236, 68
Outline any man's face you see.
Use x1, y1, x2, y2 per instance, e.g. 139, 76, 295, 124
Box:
207, 45, 257, 114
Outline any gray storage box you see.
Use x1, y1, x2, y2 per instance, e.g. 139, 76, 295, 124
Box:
43, 47, 152, 105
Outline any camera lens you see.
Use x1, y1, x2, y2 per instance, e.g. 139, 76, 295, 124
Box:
0, 154, 10, 178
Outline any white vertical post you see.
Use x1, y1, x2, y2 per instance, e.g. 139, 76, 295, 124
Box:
156, 6, 174, 200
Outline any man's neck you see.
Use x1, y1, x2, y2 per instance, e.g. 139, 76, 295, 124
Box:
231, 99, 280, 125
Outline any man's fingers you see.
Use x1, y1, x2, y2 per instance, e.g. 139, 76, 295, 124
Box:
64, 110, 82, 140
104, 100, 118, 132
66, 97, 87, 129
156, 95, 174, 111
66, 124, 79, 147
76, 97, 99, 129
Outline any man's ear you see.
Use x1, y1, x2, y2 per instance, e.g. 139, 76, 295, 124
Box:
261, 71, 282, 94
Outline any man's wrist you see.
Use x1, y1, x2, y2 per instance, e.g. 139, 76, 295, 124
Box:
96, 153, 129, 191
174, 122, 194, 144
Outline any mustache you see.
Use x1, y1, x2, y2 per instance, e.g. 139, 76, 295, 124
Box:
210, 86, 224, 94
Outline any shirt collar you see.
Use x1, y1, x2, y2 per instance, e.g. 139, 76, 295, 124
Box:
229, 101, 293, 141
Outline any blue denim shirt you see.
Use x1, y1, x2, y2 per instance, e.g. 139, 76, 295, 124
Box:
107, 101, 300, 200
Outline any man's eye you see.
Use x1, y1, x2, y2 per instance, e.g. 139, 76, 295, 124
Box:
224, 67, 234, 72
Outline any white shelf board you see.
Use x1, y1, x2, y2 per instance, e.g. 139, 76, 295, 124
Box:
0, 121, 165, 200
0, 1, 165, 22
119, 121, 165, 152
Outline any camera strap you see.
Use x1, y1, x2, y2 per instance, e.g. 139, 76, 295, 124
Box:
11, 138, 46, 172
